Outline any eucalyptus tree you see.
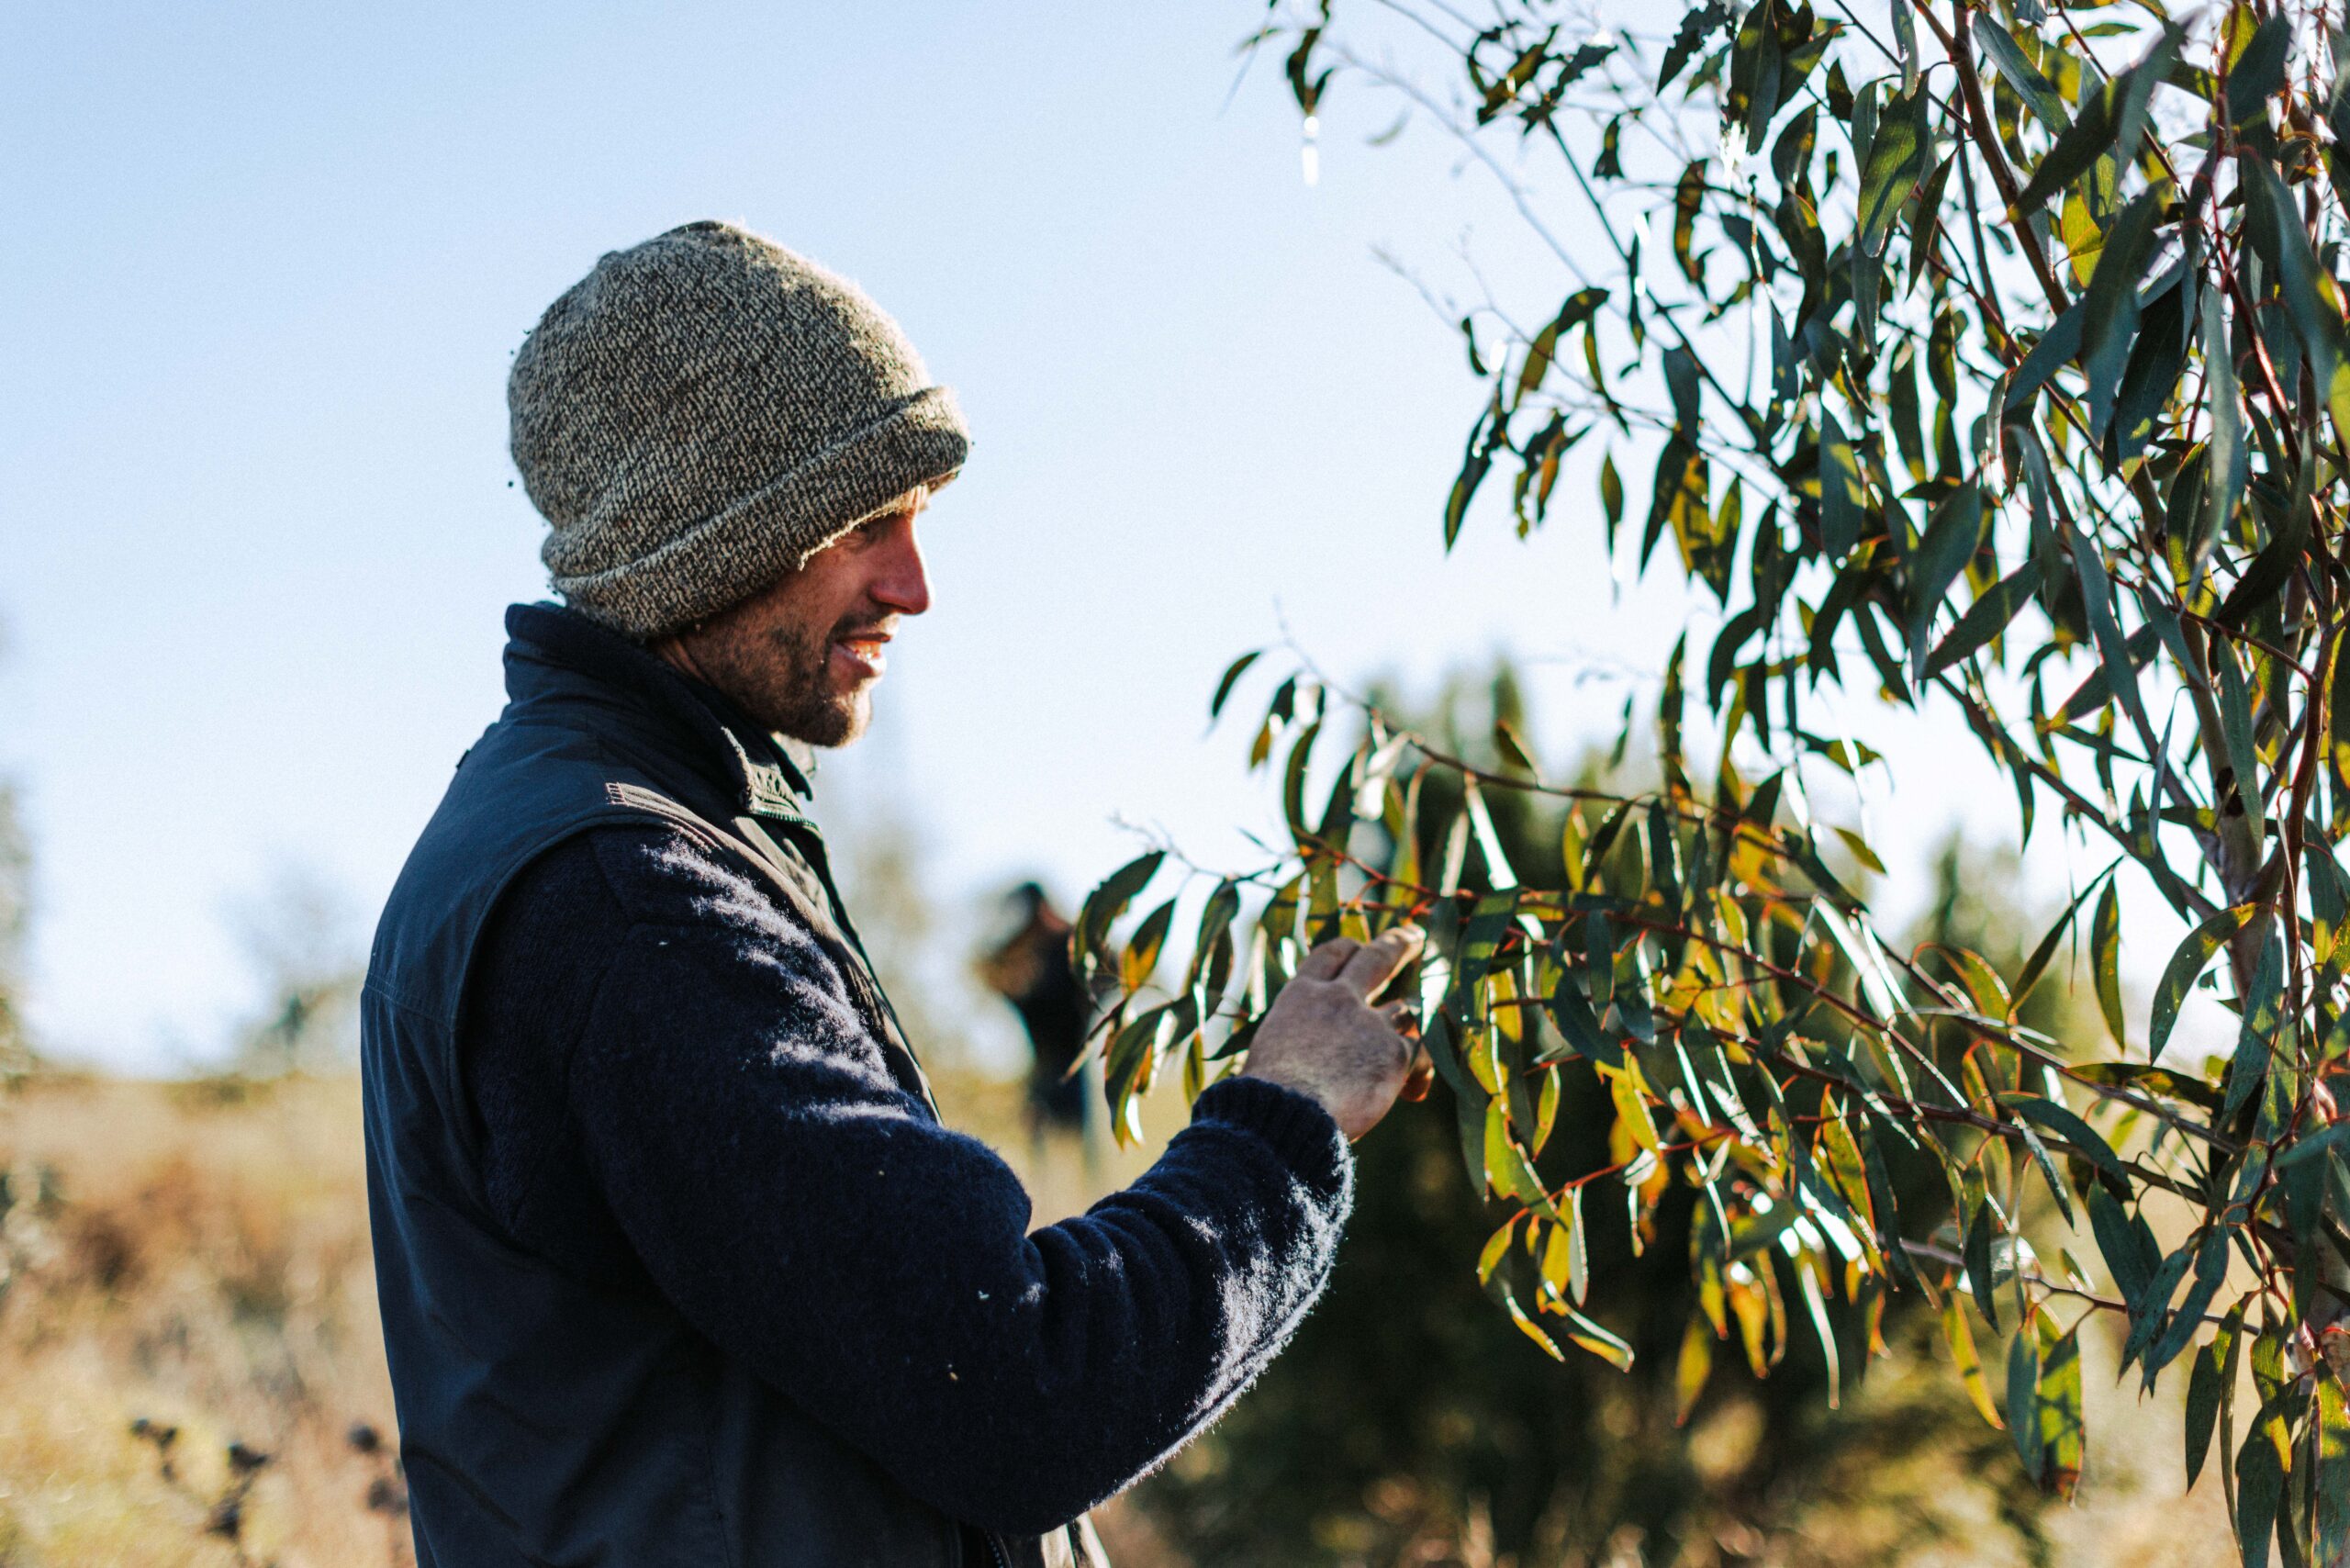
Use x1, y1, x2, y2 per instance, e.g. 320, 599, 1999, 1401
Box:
1082, 0, 2350, 1559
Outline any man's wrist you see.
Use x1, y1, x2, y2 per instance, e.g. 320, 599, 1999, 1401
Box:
1194, 1075, 1348, 1193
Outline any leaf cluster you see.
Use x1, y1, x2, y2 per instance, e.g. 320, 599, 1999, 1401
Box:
1091, 0, 2350, 1553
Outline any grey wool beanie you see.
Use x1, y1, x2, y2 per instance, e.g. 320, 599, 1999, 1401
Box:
508, 220, 969, 640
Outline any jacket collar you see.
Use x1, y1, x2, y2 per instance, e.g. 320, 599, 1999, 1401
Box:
500, 602, 817, 824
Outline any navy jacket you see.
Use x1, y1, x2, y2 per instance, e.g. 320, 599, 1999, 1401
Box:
361, 604, 1353, 1566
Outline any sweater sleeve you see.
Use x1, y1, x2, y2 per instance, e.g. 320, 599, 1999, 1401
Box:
471, 823, 1353, 1536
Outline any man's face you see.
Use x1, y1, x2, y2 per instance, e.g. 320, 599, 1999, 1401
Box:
656, 498, 932, 746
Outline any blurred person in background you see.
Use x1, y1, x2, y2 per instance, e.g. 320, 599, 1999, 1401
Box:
361, 221, 1427, 1568
977, 881, 1107, 1176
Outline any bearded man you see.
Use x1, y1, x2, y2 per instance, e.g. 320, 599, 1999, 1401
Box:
362, 220, 1426, 1568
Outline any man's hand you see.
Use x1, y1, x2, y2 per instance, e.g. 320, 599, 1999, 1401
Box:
1241, 924, 1430, 1140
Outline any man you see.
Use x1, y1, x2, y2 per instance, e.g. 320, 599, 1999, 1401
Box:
363, 219, 1426, 1568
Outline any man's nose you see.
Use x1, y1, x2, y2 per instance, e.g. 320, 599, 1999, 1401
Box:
871, 518, 932, 616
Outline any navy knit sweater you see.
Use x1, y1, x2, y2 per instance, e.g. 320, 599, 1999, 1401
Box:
457, 810, 1352, 1533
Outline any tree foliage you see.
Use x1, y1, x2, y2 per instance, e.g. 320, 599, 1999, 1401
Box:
1143, 668, 2076, 1565
1080, 0, 2350, 1554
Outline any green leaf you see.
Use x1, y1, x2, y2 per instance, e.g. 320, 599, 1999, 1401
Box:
2110, 275, 2189, 464
2078, 192, 2160, 436
2034, 1322, 2085, 1498
1662, 343, 1701, 434
1121, 896, 1178, 991
2120, 1241, 2194, 1372
2318, 1372, 2350, 1567
2236, 1419, 2284, 1568
1971, 13, 2067, 132
2273, 1120, 2350, 1172
2011, 85, 2122, 216
2072, 1059, 2221, 1111
2011, 1113, 2076, 1226
2006, 1094, 2130, 1183
2067, 517, 2157, 763
2088, 1184, 2158, 1309
2090, 880, 2125, 1047
1645, 436, 1709, 572
2185, 1335, 2225, 1489
1906, 151, 1954, 293
1966, 1198, 2001, 1331
1445, 388, 1504, 549
2014, 879, 2095, 1009
2214, 642, 2262, 819
2148, 904, 2256, 1058
2008, 1314, 2044, 1480
2223, 927, 2284, 1125
1103, 1001, 1176, 1131
1908, 481, 1987, 677
1831, 824, 1885, 875
2054, 624, 2158, 723
1491, 1278, 1568, 1362
1281, 720, 1323, 845
1926, 557, 2042, 677
1659, 0, 1733, 91
1855, 83, 1930, 256
2244, 157, 2345, 404
1543, 973, 1624, 1069
2143, 1225, 2231, 1383
1208, 649, 1262, 723
1516, 286, 1609, 406
1076, 850, 1166, 975
2003, 300, 2086, 412
2199, 287, 2245, 586
1186, 878, 1244, 995
1476, 1215, 1518, 1284
2224, 15, 2290, 125
1818, 415, 1867, 557
2011, 32, 2176, 216
1672, 162, 1708, 284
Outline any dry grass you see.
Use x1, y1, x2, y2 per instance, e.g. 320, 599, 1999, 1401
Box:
0, 1072, 404, 1567
0, 1068, 1184, 1568
0, 1070, 2239, 1568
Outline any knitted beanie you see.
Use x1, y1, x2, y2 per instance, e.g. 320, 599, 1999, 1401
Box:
509, 220, 969, 640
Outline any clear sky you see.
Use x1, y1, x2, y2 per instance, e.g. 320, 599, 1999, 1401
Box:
1, 1, 2134, 1070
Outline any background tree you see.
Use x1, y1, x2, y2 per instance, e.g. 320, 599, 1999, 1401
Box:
230, 866, 363, 1077
1080, 0, 2350, 1559
0, 777, 30, 1084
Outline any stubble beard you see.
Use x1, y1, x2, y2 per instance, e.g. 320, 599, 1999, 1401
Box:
688, 611, 872, 748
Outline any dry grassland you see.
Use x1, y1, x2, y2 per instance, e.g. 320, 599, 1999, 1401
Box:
0, 1069, 1183, 1568
0, 1070, 2243, 1568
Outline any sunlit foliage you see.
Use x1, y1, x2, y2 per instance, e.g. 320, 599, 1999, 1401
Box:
1084, 0, 2350, 1555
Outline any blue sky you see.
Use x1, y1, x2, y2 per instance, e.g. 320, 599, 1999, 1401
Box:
2, 1, 2084, 1070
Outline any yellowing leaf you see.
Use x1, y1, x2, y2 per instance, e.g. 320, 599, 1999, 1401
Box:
1942, 1294, 2004, 1429
2060, 190, 2105, 286
1609, 1066, 1662, 1153
1675, 1315, 1714, 1426
1478, 1215, 1519, 1285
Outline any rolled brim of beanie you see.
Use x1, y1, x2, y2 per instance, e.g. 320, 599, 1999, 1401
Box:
548, 385, 969, 641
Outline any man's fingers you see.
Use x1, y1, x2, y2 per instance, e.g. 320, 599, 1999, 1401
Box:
1294, 937, 1362, 982
1401, 1047, 1434, 1103
1338, 923, 1425, 999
